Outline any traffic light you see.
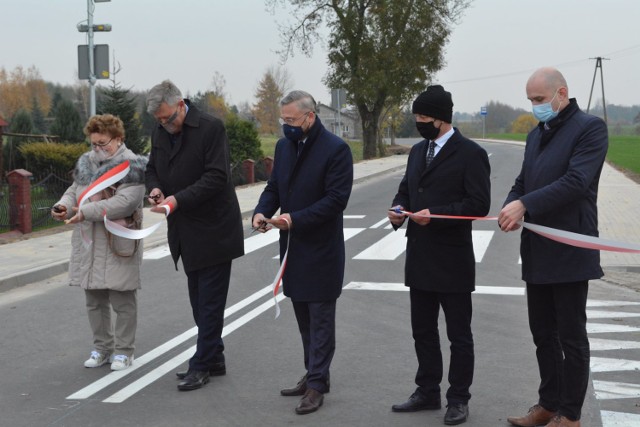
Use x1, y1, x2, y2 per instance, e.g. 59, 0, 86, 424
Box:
77, 24, 112, 32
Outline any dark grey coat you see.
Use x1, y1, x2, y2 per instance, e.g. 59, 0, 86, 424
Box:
504, 99, 608, 284
392, 129, 491, 293
145, 101, 244, 273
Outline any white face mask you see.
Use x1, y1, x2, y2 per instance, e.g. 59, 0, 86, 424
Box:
90, 148, 113, 162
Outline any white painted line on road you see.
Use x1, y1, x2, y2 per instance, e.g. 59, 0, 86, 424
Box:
354, 231, 406, 260
67, 284, 274, 400
143, 245, 171, 260
593, 380, 640, 400
344, 282, 524, 295
370, 217, 390, 229
272, 228, 366, 258
344, 215, 366, 219
591, 356, 640, 372
587, 323, 640, 334
473, 231, 494, 262
601, 410, 640, 427
102, 292, 286, 403
587, 310, 640, 319
587, 300, 640, 307
244, 231, 280, 254
589, 338, 640, 351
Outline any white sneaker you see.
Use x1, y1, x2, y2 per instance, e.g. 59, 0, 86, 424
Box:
111, 354, 134, 371
84, 350, 112, 368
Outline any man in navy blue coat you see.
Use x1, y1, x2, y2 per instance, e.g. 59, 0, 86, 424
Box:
388, 85, 491, 425
253, 90, 353, 415
500, 67, 608, 427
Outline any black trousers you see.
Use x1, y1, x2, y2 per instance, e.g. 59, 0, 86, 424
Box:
410, 288, 474, 405
526, 281, 590, 422
292, 300, 336, 393
186, 261, 231, 371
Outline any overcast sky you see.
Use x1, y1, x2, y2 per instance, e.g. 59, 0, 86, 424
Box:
2, 0, 639, 115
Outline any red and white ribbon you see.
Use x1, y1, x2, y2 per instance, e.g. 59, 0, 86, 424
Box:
75, 161, 131, 246
104, 200, 175, 240
398, 210, 640, 253
268, 217, 290, 319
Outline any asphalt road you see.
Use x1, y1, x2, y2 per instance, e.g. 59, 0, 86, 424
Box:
1, 141, 638, 426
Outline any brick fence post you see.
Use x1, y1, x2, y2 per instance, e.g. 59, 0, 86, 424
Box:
242, 159, 255, 184
7, 169, 33, 234
263, 156, 273, 179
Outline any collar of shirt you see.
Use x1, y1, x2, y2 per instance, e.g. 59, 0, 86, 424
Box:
432, 127, 454, 156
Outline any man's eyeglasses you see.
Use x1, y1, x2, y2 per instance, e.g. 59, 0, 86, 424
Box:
159, 106, 180, 126
279, 111, 310, 125
91, 138, 113, 148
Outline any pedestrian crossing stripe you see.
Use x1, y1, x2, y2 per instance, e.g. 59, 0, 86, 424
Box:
593, 380, 640, 400
590, 338, 640, 351
601, 410, 640, 426
587, 323, 640, 334
590, 357, 640, 373
343, 282, 524, 295
587, 310, 640, 319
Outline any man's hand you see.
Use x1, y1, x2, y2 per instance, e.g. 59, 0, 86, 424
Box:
388, 205, 406, 226
147, 188, 165, 205
252, 213, 272, 233
150, 195, 178, 214
266, 213, 292, 231
409, 209, 432, 226
498, 200, 526, 232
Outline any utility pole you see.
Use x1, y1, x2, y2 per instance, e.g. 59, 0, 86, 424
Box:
586, 56, 609, 124
78, 0, 111, 117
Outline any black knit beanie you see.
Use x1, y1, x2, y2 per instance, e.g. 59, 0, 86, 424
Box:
412, 85, 453, 123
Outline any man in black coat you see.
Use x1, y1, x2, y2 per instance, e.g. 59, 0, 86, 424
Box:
145, 80, 244, 391
500, 67, 608, 427
388, 85, 491, 425
252, 90, 353, 415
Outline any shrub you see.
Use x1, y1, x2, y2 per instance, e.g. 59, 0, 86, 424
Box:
225, 115, 264, 165
18, 142, 87, 176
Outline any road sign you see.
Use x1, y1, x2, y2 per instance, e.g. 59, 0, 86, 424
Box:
480, 106, 488, 116
78, 44, 110, 80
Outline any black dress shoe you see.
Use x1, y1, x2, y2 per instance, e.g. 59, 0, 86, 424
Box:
295, 388, 324, 415
176, 362, 226, 380
177, 370, 210, 391
392, 391, 441, 412
281, 374, 308, 396
444, 403, 469, 425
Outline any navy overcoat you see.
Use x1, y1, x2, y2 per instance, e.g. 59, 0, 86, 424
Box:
254, 117, 353, 302
504, 99, 608, 284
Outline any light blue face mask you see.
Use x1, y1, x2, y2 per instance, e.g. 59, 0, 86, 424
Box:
532, 90, 560, 122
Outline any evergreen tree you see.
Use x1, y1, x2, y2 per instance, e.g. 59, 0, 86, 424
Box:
31, 97, 46, 134
6, 109, 33, 169
50, 99, 84, 143
253, 70, 283, 135
98, 82, 146, 154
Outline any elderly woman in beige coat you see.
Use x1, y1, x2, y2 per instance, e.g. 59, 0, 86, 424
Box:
52, 114, 147, 371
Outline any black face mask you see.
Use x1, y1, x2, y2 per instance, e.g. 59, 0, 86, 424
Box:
416, 121, 441, 140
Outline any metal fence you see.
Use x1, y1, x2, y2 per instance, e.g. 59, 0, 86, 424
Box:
30, 172, 73, 230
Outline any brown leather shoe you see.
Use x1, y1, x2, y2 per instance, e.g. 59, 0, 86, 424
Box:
295, 388, 324, 415
507, 404, 557, 426
545, 415, 580, 427
281, 374, 308, 396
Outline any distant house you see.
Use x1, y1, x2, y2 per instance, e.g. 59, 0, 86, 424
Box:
317, 103, 362, 140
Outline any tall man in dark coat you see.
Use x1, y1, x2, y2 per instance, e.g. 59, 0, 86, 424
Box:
145, 80, 244, 392
388, 85, 491, 426
252, 90, 353, 415
500, 67, 608, 427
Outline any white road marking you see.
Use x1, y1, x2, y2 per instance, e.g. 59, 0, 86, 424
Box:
343, 282, 523, 295
370, 217, 390, 229
143, 245, 171, 260
473, 231, 494, 262
587, 300, 640, 307
272, 228, 366, 258
103, 293, 286, 403
593, 380, 640, 400
591, 357, 640, 373
344, 215, 366, 219
587, 310, 640, 319
587, 323, 640, 334
589, 338, 640, 351
67, 284, 274, 401
353, 231, 406, 260
601, 410, 640, 427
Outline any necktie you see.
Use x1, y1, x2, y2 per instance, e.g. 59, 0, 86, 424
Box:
425, 140, 436, 168
297, 140, 305, 157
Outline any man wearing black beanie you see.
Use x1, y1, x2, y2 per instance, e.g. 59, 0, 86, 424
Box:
387, 85, 491, 425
